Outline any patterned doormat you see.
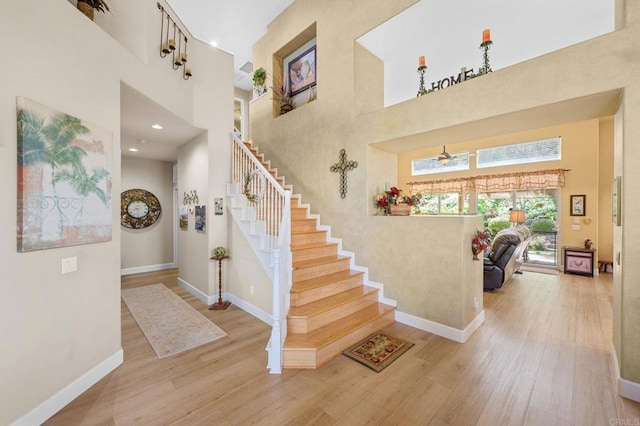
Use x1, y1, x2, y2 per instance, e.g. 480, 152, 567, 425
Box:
122, 284, 227, 359
342, 332, 414, 372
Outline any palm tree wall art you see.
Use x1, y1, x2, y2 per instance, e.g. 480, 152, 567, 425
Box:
16, 97, 112, 252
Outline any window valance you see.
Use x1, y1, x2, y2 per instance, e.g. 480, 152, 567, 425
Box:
407, 168, 566, 195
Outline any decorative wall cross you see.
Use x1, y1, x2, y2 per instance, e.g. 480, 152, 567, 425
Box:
330, 149, 358, 199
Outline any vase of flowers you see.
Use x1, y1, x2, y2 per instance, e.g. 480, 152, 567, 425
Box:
374, 186, 421, 216
472, 229, 491, 260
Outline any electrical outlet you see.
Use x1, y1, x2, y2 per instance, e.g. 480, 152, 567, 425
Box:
61, 256, 77, 274
250, 285, 254, 296
473, 296, 479, 310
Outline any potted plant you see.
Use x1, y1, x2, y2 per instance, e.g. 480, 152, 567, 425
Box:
272, 85, 294, 115
77, 0, 109, 21
253, 67, 267, 96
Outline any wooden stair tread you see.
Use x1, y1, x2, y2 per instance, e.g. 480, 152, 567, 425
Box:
293, 255, 348, 270
291, 229, 326, 236
288, 286, 378, 317
284, 303, 395, 349
291, 242, 338, 252
291, 269, 364, 293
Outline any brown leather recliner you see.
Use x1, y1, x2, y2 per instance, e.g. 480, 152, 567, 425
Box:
483, 227, 532, 290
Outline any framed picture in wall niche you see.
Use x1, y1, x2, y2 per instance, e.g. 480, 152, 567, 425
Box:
570, 194, 586, 216
288, 45, 316, 96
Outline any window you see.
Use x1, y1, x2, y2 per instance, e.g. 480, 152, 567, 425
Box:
415, 193, 468, 215
477, 189, 559, 267
412, 152, 470, 176
476, 137, 561, 169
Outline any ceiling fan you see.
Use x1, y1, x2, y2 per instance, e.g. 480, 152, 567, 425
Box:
437, 145, 455, 165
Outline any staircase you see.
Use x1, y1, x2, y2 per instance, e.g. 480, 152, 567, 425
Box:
229, 135, 395, 370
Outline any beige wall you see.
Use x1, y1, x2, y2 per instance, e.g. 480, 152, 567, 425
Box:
121, 157, 175, 270
251, 0, 640, 387
0, 0, 233, 423
178, 134, 212, 296
367, 215, 483, 329
229, 220, 273, 314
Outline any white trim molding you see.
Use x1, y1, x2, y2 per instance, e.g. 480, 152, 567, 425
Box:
177, 279, 273, 326
178, 278, 216, 305
121, 262, 177, 276
395, 310, 485, 343
13, 349, 123, 426
611, 344, 640, 403
226, 294, 273, 326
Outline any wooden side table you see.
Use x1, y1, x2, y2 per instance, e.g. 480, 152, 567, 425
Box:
209, 255, 231, 310
563, 247, 596, 277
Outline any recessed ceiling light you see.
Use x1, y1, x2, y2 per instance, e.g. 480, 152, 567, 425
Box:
151, 124, 163, 130
128, 147, 139, 152
138, 139, 147, 144
210, 41, 218, 47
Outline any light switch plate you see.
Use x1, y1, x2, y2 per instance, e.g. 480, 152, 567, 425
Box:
62, 256, 77, 274
572, 224, 580, 231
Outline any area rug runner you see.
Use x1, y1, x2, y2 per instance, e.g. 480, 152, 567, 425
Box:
342, 332, 414, 372
121, 284, 227, 359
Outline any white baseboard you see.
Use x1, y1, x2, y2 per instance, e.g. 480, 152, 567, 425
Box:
13, 349, 123, 426
177, 278, 216, 305
120, 262, 177, 276
226, 294, 273, 326
611, 344, 640, 402
395, 310, 485, 343
177, 279, 273, 326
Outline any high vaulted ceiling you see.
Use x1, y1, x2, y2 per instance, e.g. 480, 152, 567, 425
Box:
166, 0, 295, 92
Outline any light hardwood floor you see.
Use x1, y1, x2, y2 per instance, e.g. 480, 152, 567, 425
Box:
46, 269, 640, 425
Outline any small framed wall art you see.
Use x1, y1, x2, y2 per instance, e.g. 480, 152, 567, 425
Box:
570, 194, 586, 216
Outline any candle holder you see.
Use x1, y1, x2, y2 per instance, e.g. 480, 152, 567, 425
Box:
478, 39, 493, 75
417, 65, 428, 97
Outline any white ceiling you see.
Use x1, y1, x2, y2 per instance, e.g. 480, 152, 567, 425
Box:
165, 0, 295, 92
120, 84, 205, 162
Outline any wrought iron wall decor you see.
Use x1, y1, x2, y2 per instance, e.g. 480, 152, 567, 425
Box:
330, 149, 358, 199
158, 3, 192, 80
183, 189, 199, 205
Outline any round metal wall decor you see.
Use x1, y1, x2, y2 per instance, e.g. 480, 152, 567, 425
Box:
121, 189, 162, 229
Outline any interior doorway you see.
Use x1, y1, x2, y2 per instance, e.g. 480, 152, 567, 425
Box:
234, 98, 247, 139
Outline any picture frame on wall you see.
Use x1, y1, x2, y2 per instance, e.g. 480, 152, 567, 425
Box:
570, 194, 586, 216
612, 176, 621, 226
16, 97, 113, 252
288, 45, 316, 96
